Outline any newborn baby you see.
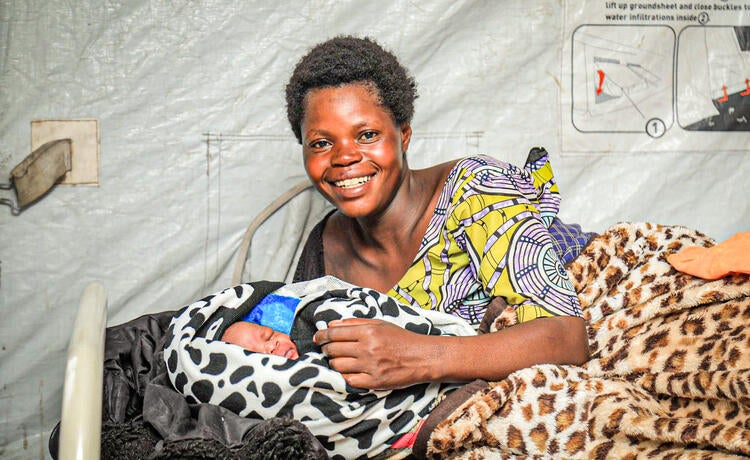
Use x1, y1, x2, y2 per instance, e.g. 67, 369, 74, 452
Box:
166, 276, 476, 459
220, 290, 301, 359
222, 321, 300, 360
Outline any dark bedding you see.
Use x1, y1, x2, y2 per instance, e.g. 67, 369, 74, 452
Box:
49, 309, 328, 460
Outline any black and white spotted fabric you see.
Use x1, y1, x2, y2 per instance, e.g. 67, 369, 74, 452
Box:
163, 276, 475, 459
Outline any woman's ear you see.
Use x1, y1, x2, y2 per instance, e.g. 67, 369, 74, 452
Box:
400, 123, 412, 154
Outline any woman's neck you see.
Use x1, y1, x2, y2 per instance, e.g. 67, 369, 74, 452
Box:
351, 167, 435, 253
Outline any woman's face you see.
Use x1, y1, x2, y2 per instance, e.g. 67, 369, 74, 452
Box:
300, 83, 412, 220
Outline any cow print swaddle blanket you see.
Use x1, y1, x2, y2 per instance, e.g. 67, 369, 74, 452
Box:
164, 276, 475, 459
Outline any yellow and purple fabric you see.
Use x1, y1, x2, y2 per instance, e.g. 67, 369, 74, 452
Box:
388, 153, 583, 327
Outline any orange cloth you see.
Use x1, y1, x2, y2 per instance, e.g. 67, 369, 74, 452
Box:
667, 231, 750, 280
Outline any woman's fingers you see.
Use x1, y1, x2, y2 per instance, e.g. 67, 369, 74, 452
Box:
314, 318, 430, 389
328, 318, 380, 327
340, 373, 374, 389
314, 318, 381, 345
320, 341, 343, 358
326, 356, 364, 374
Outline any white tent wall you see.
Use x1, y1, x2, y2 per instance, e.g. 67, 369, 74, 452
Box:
0, 1, 748, 457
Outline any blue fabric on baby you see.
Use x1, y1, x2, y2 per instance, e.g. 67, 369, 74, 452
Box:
241, 293, 300, 335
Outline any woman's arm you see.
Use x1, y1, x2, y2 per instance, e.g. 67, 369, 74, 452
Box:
314, 313, 589, 390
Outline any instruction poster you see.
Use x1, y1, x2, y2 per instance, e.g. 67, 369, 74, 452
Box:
562, 0, 750, 152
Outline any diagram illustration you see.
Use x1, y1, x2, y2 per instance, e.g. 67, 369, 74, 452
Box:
571, 25, 675, 137
677, 26, 750, 131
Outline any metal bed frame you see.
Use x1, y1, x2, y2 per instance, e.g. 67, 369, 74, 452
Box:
56, 180, 316, 459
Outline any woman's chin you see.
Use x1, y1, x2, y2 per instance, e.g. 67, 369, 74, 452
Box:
334, 200, 381, 219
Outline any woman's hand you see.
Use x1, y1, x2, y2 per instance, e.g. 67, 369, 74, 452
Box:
314, 318, 434, 389
314, 314, 590, 390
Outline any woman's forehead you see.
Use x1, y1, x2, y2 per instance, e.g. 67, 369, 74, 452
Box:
303, 83, 379, 109
301, 84, 395, 129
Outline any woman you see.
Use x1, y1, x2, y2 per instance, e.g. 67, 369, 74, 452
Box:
287, 36, 589, 390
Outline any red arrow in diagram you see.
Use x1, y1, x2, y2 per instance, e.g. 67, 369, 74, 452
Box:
741, 79, 750, 97
595, 70, 605, 95
717, 85, 729, 103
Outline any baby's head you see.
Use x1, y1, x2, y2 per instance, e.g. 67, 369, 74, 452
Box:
222, 321, 299, 360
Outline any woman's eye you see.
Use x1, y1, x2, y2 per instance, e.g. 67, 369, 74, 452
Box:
359, 131, 378, 142
309, 139, 330, 150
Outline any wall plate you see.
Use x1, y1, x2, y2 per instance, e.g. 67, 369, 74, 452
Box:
31, 119, 99, 186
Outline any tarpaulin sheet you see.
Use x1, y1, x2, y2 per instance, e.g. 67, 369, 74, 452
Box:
1, 1, 748, 457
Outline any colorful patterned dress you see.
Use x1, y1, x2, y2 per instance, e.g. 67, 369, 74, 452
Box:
387, 153, 582, 327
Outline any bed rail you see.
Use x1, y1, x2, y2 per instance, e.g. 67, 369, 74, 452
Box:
59, 282, 108, 460
232, 179, 313, 284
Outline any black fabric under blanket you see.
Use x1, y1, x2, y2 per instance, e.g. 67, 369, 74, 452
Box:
49, 309, 328, 460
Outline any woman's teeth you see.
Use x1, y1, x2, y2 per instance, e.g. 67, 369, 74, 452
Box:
334, 176, 371, 188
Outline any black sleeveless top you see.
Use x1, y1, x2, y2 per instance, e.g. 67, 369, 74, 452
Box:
292, 210, 335, 283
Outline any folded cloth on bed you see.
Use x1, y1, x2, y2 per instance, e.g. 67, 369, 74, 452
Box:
164, 276, 476, 459
413, 222, 750, 459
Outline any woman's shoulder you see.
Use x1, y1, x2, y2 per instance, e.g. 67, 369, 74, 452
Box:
440, 155, 532, 195
420, 154, 518, 180
455, 154, 524, 176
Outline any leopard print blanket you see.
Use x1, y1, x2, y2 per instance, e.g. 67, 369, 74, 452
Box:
423, 222, 750, 459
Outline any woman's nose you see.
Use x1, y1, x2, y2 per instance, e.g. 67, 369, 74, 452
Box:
331, 139, 361, 166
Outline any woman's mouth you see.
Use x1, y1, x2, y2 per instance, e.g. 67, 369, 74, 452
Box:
332, 175, 373, 189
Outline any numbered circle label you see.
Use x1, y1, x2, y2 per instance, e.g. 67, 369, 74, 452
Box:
646, 118, 666, 138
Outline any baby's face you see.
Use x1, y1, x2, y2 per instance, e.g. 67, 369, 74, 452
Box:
222, 322, 299, 359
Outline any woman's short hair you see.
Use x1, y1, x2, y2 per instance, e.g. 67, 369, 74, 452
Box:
285, 36, 418, 144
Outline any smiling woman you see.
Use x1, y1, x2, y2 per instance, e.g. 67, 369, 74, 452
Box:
300, 83, 413, 224
287, 35, 590, 392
